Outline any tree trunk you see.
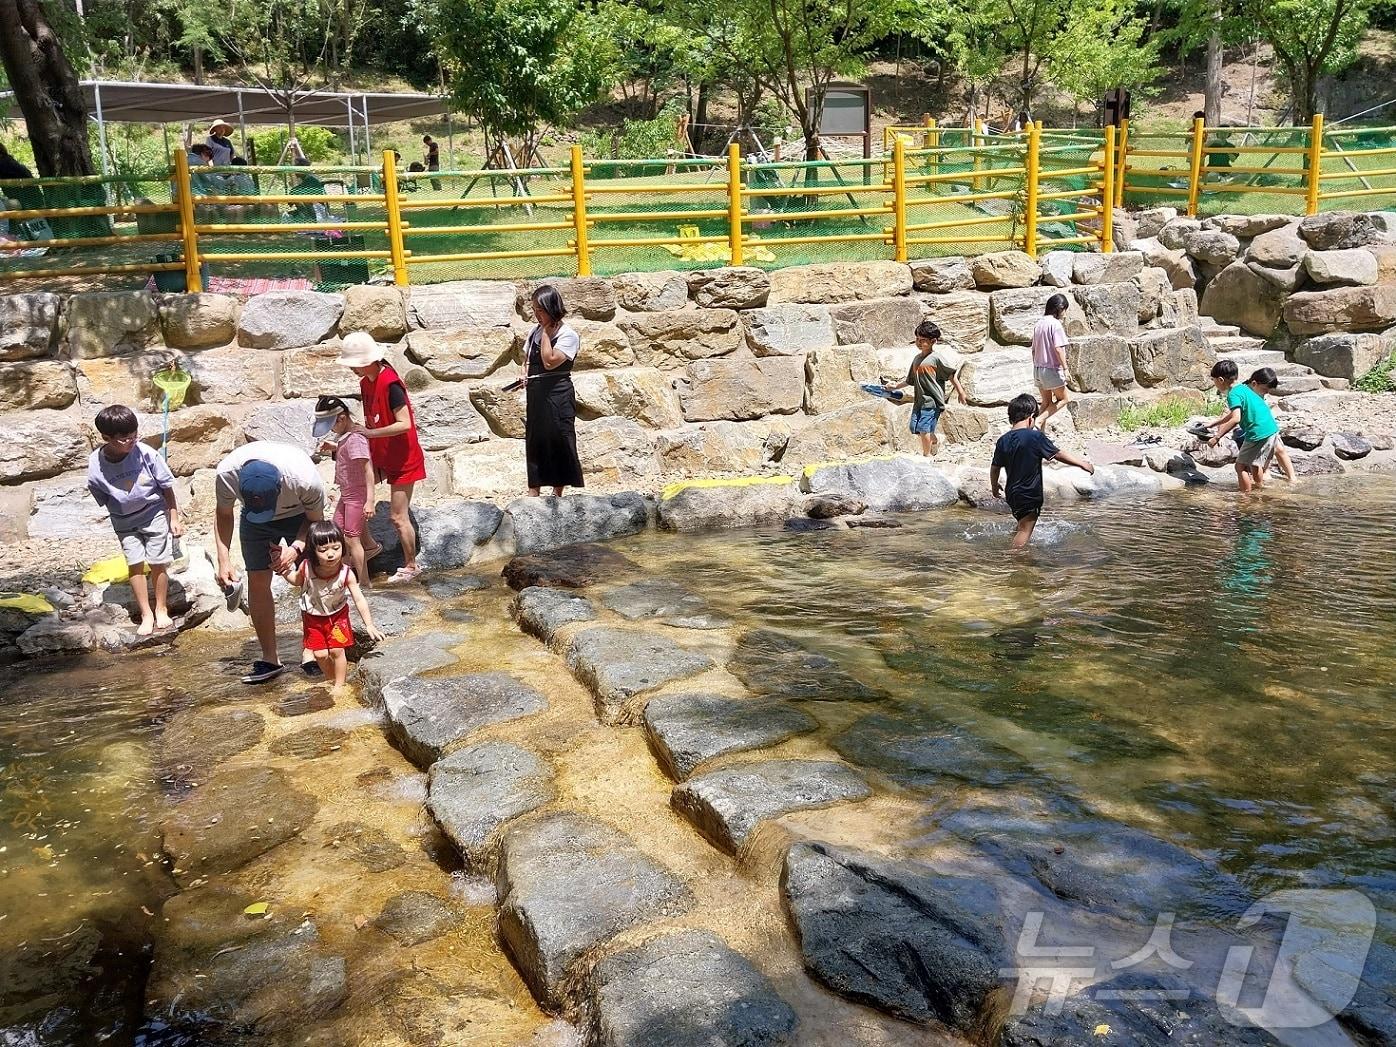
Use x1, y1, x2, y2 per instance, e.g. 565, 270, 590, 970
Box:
193, 45, 205, 85
694, 82, 709, 151
1205, 25, 1223, 124
0, 0, 95, 176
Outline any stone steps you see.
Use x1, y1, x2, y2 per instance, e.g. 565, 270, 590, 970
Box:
1208, 334, 1267, 354
1198, 319, 1242, 338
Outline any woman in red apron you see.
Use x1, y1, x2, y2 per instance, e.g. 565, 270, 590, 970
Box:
339, 333, 426, 583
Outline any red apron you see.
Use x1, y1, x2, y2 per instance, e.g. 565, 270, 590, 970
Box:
361, 363, 426, 484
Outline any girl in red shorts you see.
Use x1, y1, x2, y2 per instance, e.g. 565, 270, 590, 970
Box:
283, 521, 384, 694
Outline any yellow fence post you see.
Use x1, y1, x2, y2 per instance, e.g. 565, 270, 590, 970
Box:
972, 118, 984, 192
727, 143, 744, 267
1101, 124, 1116, 253
381, 148, 409, 287
1023, 123, 1040, 258
892, 136, 908, 263
570, 144, 592, 277
1115, 118, 1130, 207
925, 115, 939, 179
172, 149, 202, 293
1305, 112, 1325, 216
1186, 115, 1205, 217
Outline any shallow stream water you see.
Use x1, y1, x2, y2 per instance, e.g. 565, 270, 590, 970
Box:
2, 475, 1392, 1043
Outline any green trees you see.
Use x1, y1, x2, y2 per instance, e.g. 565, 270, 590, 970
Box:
1247, 0, 1374, 121
0, 0, 95, 175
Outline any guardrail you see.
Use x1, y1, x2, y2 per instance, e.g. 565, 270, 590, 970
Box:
0, 114, 1391, 290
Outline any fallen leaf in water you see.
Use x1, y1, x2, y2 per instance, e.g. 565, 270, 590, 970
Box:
1093, 1025, 1111, 1037
354, 915, 368, 930
243, 902, 269, 917
140, 906, 155, 917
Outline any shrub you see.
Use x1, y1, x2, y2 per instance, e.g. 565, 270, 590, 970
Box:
1354, 350, 1396, 393
1117, 394, 1217, 431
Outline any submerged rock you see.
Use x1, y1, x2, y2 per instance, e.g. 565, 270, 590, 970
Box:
427, 741, 554, 871
782, 842, 1009, 1030
673, 759, 871, 853
159, 707, 264, 776
832, 709, 1031, 789
374, 891, 463, 946
383, 672, 547, 768
502, 543, 637, 590
511, 586, 597, 645
565, 626, 716, 725
497, 812, 693, 1009
731, 628, 884, 704
355, 630, 460, 705
600, 578, 729, 629
268, 725, 346, 760
587, 930, 798, 1047
160, 766, 318, 884
643, 692, 817, 780
324, 820, 406, 872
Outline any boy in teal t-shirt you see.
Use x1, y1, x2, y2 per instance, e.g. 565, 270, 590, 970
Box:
1205, 358, 1278, 492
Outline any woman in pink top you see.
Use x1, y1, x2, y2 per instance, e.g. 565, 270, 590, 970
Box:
312, 396, 383, 588
1030, 293, 1072, 435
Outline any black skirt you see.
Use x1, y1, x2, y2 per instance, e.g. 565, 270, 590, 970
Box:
525, 373, 584, 489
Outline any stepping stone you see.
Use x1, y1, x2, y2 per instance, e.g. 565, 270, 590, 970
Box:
497, 812, 692, 1010
159, 707, 264, 775
374, 890, 463, 946
354, 630, 460, 703
731, 628, 885, 703
831, 710, 1029, 790
600, 579, 730, 630
427, 741, 554, 871
422, 573, 490, 599
363, 589, 425, 636
566, 627, 716, 725
672, 760, 870, 854
782, 842, 1009, 1032
502, 543, 637, 591
272, 689, 335, 717
383, 672, 546, 768
587, 930, 797, 1047
325, 821, 405, 872
511, 586, 596, 645
644, 692, 817, 780
160, 766, 318, 885
269, 725, 347, 759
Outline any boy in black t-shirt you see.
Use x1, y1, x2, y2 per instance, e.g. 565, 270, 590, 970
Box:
990, 393, 1095, 549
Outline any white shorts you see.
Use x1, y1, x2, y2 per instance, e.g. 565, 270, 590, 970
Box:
114, 508, 173, 567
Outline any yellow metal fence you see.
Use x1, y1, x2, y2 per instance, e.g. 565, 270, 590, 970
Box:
1, 114, 1389, 291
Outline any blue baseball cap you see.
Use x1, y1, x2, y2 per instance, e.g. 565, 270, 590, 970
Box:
238, 460, 282, 524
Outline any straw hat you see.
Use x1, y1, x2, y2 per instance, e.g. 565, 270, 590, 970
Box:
209, 119, 234, 136
338, 331, 387, 368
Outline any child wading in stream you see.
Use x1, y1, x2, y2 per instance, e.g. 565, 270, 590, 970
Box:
991, 393, 1096, 549
280, 521, 384, 693
1204, 358, 1280, 492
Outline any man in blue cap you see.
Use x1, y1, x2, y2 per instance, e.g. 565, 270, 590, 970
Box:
213, 441, 326, 683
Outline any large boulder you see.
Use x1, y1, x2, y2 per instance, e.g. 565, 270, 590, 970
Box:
1131, 236, 1196, 289
601, 579, 727, 629
1134, 266, 1170, 322
1072, 282, 1141, 337
565, 626, 716, 724
27, 475, 108, 539
688, 266, 770, 309
411, 389, 491, 450
408, 280, 516, 329
830, 296, 922, 347
989, 287, 1085, 346
1180, 227, 1241, 266
497, 813, 692, 1009
782, 842, 1009, 1030
1200, 261, 1287, 338
767, 261, 912, 304
673, 759, 870, 853
236, 290, 343, 350
969, 250, 1038, 289
1298, 210, 1385, 250
1038, 250, 1075, 287
512, 586, 597, 645
142, 405, 241, 475
412, 500, 506, 569
505, 492, 649, 554
502, 542, 636, 590
64, 291, 160, 358
0, 360, 77, 410
572, 367, 683, 428
0, 410, 91, 483
382, 671, 547, 767
186, 344, 279, 404
1133, 206, 1178, 239
1246, 221, 1308, 269
656, 478, 804, 532
620, 309, 743, 368
782, 403, 897, 464
516, 277, 617, 321
803, 456, 958, 511
279, 342, 363, 399
804, 343, 880, 414
742, 304, 836, 357
568, 317, 635, 369
427, 741, 554, 872
1072, 251, 1144, 285
1158, 217, 1202, 250
468, 380, 527, 439
1290, 332, 1393, 380
241, 400, 315, 451
958, 347, 1033, 406
578, 416, 660, 485
678, 357, 805, 422
407, 326, 516, 382
612, 270, 690, 312
1130, 325, 1214, 387
1206, 212, 1292, 237
338, 284, 406, 340
1303, 248, 1379, 287
1283, 285, 1396, 335
586, 931, 797, 1047
654, 420, 781, 476
159, 293, 238, 349
1065, 335, 1133, 393
643, 692, 816, 781
0, 292, 60, 359
909, 256, 974, 293
920, 290, 992, 350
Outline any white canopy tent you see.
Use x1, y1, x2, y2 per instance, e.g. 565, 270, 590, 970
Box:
0, 80, 454, 171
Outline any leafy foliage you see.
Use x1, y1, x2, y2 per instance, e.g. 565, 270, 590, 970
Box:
1354, 349, 1396, 392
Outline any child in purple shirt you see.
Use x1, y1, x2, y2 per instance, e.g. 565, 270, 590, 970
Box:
86, 405, 183, 635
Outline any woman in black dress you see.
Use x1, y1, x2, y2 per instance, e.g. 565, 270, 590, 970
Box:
524, 285, 584, 496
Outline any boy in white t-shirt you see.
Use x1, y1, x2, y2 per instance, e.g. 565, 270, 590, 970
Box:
1030, 293, 1072, 435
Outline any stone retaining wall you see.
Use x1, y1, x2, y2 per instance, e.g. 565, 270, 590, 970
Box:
0, 253, 1217, 543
